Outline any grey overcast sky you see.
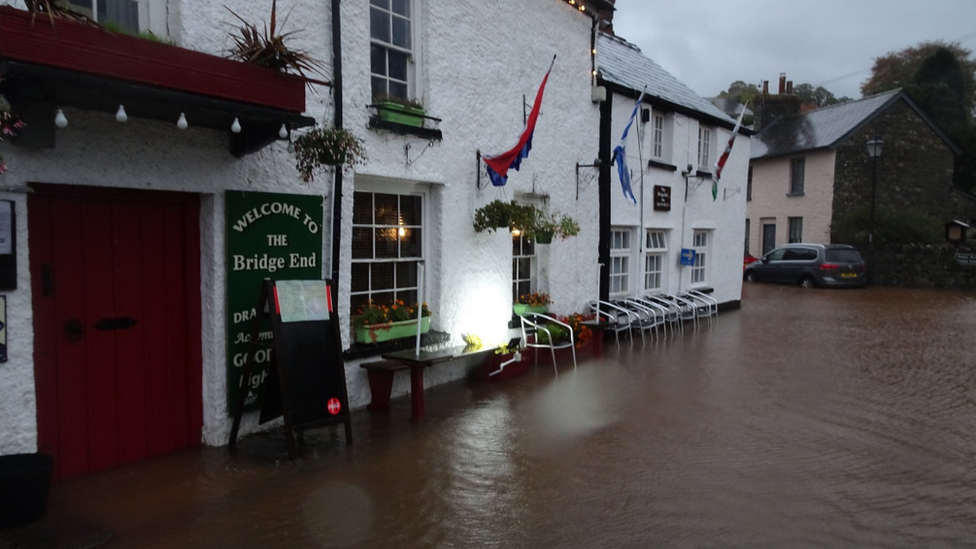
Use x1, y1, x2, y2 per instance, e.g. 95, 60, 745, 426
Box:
611, 0, 976, 101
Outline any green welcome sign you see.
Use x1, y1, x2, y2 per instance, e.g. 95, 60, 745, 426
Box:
226, 190, 324, 415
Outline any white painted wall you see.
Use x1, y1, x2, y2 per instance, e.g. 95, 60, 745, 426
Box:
0, 0, 599, 453
607, 96, 750, 306
747, 151, 835, 254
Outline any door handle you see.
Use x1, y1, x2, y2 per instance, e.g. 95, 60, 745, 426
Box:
63, 319, 83, 341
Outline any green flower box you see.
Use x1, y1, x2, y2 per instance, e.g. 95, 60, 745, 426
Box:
513, 304, 548, 316
377, 102, 426, 128
355, 316, 430, 344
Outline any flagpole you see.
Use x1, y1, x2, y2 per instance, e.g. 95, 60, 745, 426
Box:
636, 87, 646, 288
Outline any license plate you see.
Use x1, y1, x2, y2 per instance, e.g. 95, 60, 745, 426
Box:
841, 273, 857, 278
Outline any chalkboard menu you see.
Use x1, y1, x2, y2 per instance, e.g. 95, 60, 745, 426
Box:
229, 279, 352, 458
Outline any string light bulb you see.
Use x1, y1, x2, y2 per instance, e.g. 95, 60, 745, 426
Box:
231, 118, 241, 133
287, 140, 295, 153
115, 105, 127, 123
177, 112, 188, 130
54, 109, 68, 128
278, 124, 289, 139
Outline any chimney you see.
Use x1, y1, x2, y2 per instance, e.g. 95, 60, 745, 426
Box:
754, 74, 802, 132
762, 80, 769, 95
786, 81, 793, 95
778, 73, 786, 94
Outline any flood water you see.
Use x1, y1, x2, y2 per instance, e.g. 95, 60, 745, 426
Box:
20, 284, 976, 548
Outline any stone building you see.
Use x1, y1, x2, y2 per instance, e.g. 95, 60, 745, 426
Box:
747, 87, 971, 256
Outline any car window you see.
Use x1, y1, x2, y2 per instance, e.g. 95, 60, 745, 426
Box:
765, 249, 786, 262
826, 249, 862, 262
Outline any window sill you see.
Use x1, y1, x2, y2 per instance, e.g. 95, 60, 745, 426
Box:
786, 192, 805, 197
368, 117, 443, 140
648, 160, 677, 171
696, 170, 713, 179
343, 329, 451, 360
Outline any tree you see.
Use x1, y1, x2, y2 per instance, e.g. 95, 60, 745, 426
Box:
861, 41, 976, 112
792, 83, 851, 107
717, 80, 761, 105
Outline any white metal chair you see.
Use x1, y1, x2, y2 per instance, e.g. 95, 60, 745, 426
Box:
585, 300, 638, 349
687, 289, 718, 320
631, 297, 675, 339
620, 298, 665, 343
680, 291, 716, 327
643, 295, 684, 335
519, 313, 577, 375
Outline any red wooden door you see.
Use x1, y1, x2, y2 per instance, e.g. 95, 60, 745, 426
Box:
29, 185, 202, 480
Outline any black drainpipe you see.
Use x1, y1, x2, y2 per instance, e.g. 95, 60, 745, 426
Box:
597, 79, 612, 302
330, 0, 343, 308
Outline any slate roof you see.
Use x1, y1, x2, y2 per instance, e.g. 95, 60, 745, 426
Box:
750, 88, 960, 159
596, 33, 737, 129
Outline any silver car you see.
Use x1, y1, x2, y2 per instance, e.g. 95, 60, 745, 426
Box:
743, 243, 867, 288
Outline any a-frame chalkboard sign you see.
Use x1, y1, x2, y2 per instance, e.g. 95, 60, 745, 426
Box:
229, 279, 352, 458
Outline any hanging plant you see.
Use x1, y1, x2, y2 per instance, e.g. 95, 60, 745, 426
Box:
0, 100, 26, 176
473, 200, 539, 234
292, 125, 367, 182
525, 212, 580, 242
225, 0, 324, 79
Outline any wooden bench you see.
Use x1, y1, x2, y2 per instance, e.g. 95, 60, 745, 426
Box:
359, 359, 409, 412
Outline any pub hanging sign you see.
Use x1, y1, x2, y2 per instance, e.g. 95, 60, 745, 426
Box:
225, 190, 324, 415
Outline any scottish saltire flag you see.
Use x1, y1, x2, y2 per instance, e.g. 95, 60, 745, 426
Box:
483, 56, 556, 187
712, 103, 747, 201
612, 90, 645, 205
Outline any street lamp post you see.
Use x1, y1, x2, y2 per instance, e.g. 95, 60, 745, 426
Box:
866, 138, 884, 244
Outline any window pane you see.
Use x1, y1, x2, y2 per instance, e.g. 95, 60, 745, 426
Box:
371, 45, 388, 77
512, 235, 522, 255
391, 0, 409, 16
375, 229, 399, 258
374, 194, 399, 225
371, 77, 387, 98
352, 228, 373, 259
397, 289, 418, 305
400, 228, 421, 258
351, 263, 370, 292
370, 7, 390, 42
516, 281, 531, 301
523, 238, 535, 256
389, 50, 409, 82
350, 294, 370, 315
373, 291, 395, 305
396, 262, 418, 288
353, 192, 373, 224
517, 258, 532, 278
370, 0, 389, 8
372, 262, 394, 290
392, 15, 411, 49
400, 195, 421, 225
389, 81, 408, 99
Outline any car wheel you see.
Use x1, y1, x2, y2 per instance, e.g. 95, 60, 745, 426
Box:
744, 271, 757, 282
799, 275, 815, 289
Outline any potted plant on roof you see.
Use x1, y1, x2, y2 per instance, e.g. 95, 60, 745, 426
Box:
292, 125, 367, 182
353, 300, 432, 344
373, 94, 426, 128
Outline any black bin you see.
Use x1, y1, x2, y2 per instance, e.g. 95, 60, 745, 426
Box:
0, 453, 53, 529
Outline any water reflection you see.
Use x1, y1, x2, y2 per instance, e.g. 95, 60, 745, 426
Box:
31, 285, 976, 548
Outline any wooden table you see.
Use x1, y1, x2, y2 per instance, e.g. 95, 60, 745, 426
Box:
381, 345, 495, 420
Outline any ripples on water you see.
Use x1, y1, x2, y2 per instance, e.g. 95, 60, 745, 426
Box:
41, 285, 976, 548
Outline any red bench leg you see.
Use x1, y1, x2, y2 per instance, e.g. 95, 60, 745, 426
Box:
409, 365, 425, 421
365, 369, 395, 412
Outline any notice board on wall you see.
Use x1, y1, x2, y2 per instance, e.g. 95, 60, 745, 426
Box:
229, 279, 351, 458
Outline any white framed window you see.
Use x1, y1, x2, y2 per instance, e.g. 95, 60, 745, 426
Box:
745, 219, 751, 256
66, 0, 167, 35
512, 232, 536, 302
698, 126, 712, 169
609, 228, 631, 296
351, 190, 424, 314
643, 229, 668, 293
789, 157, 805, 195
370, 0, 417, 101
691, 230, 710, 285
650, 112, 673, 162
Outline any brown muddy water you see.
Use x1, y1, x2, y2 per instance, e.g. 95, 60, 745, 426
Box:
15, 284, 976, 548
